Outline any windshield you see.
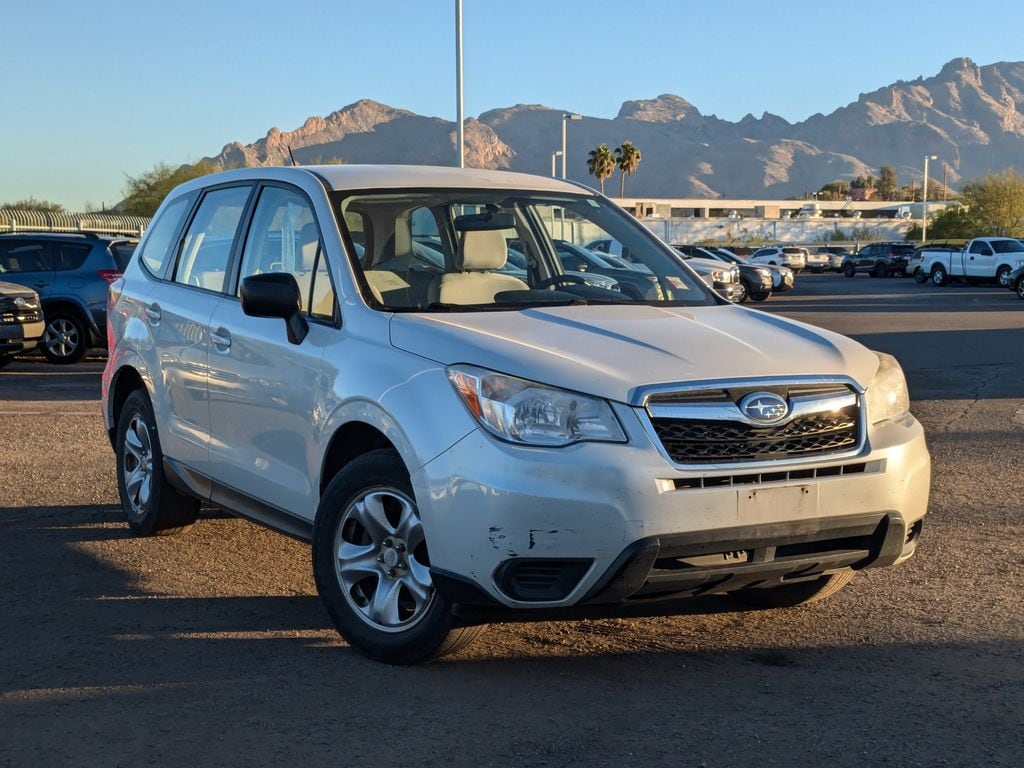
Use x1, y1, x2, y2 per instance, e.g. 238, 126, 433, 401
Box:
333, 190, 714, 311
992, 239, 1024, 254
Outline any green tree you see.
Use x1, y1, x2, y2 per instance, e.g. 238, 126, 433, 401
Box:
0, 197, 66, 213
586, 144, 616, 194
816, 180, 850, 201
960, 169, 1024, 236
877, 165, 898, 200
118, 161, 219, 217
613, 141, 642, 197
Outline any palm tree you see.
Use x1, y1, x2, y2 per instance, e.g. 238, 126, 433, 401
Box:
614, 142, 642, 198
586, 144, 616, 194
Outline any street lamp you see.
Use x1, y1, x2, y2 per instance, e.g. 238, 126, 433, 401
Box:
551, 150, 563, 178
561, 113, 582, 179
455, 0, 464, 168
922, 154, 937, 243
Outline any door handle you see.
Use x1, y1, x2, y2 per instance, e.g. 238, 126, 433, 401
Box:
145, 304, 161, 324
210, 328, 232, 350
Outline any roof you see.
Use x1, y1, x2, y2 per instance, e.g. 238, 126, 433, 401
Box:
0, 231, 131, 242
184, 164, 594, 196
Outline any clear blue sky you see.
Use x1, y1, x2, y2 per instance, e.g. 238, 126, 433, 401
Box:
2, 0, 1022, 210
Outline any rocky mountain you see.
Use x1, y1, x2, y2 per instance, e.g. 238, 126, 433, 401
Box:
203, 58, 1024, 198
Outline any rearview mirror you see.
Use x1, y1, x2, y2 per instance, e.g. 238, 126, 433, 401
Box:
240, 273, 308, 345
454, 211, 515, 231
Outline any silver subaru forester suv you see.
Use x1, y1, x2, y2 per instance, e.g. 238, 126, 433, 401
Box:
103, 166, 930, 664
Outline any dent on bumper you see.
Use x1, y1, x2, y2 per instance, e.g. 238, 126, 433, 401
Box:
414, 414, 930, 609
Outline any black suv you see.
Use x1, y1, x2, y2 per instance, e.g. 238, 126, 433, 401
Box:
842, 242, 915, 278
0, 232, 136, 363
0, 282, 44, 368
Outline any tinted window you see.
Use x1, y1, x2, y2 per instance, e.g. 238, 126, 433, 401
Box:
139, 193, 196, 277
991, 239, 1024, 254
57, 244, 91, 271
110, 243, 136, 271
0, 240, 51, 273
175, 186, 251, 292
238, 186, 334, 319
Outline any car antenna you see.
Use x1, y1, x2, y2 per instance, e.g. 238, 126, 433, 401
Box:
288, 145, 298, 166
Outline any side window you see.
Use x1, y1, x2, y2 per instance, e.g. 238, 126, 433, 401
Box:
0, 240, 51, 273
968, 241, 986, 254
557, 248, 583, 271
174, 186, 251, 292
57, 244, 91, 271
238, 186, 334, 319
138, 193, 196, 277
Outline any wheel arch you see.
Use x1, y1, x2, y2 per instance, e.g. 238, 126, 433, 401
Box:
319, 419, 404, 497
106, 360, 153, 448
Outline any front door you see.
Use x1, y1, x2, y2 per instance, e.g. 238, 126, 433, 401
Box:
965, 240, 994, 279
207, 184, 338, 520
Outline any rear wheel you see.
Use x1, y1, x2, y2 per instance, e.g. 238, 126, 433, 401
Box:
115, 390, 199, 536
41, 311, 87, 364
312, 450, 486, 664
730, 569, 855, 608
931, 264, 948, 286
842, 262, 856, 278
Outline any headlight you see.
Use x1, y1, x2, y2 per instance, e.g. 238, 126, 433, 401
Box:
710, 269, 726, 282
13, 297, 37, 309
447, 365, 626, 446
865, 352, 910, 424
756, 267, 771, 278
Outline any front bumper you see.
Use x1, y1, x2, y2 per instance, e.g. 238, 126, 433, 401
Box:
415, 407, 930, 609
0, 319, 44, 354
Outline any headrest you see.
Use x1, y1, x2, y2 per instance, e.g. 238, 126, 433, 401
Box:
457, 229, 508, 271
298, 223, 319, 270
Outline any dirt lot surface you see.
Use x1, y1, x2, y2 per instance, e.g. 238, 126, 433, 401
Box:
1, 275, 1022, 767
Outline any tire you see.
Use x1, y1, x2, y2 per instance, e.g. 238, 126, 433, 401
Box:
41, 310, 87, 364
734, 281, 750, 303
1016, 276, 1024, 300
748, 289, 771, 302
875, 262, 890, 278
312, 449, 486, 664
914, 267, 927, 284
842, 262, 856, 278
115, 389, 199, 536
996, 265, 1012, 287
729, 569, 855, 609
0, 356, 12, 369
931, 264, 948, 286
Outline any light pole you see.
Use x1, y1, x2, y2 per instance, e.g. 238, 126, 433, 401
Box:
551, 150, 562, 178
922, 154, 937, 243
455, 0, 464, 168
561, 113, 582, 179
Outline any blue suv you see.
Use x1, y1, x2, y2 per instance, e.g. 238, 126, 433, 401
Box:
0, 232, 136, 363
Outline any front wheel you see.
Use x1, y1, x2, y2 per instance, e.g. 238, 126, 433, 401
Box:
842, 262, 856, 278
729, 569, 855, 608
115, 389, 199, 535
748, 289, 771, 302
996, 265, 1011, 287
42, 311, 87, 364
1016, 276, 1024, 300
312, 450, 485, 664
733, 282, 749, 303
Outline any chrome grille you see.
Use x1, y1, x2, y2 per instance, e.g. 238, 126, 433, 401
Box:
644, 381, 863, 466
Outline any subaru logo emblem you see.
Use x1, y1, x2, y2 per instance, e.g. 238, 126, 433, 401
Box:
739, 392, 789, 423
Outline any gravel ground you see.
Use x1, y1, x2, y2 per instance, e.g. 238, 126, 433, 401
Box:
0, 275, 1021, 767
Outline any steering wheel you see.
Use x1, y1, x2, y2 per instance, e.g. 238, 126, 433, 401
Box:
535, 274, 587, 290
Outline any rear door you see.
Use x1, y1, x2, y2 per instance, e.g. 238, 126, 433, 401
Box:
149, 184, 254, 474
207, 183, 337, 520
0, 238, 56, 297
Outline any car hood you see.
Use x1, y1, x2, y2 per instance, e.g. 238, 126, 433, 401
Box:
0, 281, 39, 300
390, 304, 880, 404
684, 257, 731, 275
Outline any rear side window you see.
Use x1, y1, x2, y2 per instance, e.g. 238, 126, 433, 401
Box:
138, 193, 196, 277
57, 244, 92, 271
110, 243, 136, 272
0, 240, 52, 273
174, 186, 251, 292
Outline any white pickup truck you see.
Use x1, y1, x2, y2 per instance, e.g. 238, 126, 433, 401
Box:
914, 237, 1024, 286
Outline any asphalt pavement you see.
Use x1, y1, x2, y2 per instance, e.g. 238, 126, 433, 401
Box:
0, 274, 1021, 768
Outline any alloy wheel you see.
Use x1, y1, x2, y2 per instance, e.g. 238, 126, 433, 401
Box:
122, 414, 153, 518
44, 318, 80, 359
333, 489, 435, 633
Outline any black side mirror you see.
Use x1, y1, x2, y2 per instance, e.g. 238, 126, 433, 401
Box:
240, 273, 308, 345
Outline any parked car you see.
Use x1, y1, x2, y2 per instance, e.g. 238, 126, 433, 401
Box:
803, 248, 830, 273
103, 165, 930, 664
676, 245, 773, 303
711, 248, 795, 294
748, 246, 807, 272
669, 246, 742, 301
547, 240, 660, 300
0, 232, 136, 363
841, 242, 915, 278
814, 246, 853, 272
918, 237, 1024, 286
1006, 263, 1024, 299
0, 282, 44, 368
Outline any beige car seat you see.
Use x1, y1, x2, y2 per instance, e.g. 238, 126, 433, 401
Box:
429, 229, 528, 305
